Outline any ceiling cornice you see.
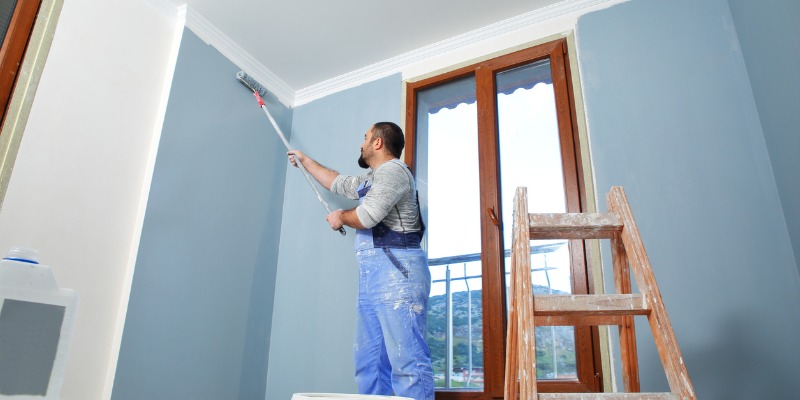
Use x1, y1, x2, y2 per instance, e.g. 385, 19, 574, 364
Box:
293, 0, 614, 106
143, 0, 179, 19
143, 0, 296, 107
183, 8, 296, 107
144, 0, 612, 108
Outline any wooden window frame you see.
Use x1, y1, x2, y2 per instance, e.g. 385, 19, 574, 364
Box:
1, 0, 42, 128
404, 38, 601, 399
1, 0, 60, 208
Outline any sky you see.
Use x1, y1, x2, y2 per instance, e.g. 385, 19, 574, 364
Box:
424, 81, 573, 297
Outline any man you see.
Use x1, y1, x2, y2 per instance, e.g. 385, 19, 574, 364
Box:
287, 122, 434, 400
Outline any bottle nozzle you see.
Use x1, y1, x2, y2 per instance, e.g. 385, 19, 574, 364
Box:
4, 247, 40, 264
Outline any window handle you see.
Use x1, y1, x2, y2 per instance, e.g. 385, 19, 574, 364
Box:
487, 207, 500, 227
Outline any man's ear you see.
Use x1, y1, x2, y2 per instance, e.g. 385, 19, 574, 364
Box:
373, 136, 384, 150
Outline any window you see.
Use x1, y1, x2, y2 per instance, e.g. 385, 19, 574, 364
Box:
405, 39, 601, 399
1, 0, 42, 128
1, 0, 56, 206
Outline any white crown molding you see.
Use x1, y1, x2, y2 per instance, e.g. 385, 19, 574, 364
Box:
183, 8, 295, 107
145, 0, 178, 20
142, 0, 295, 107
144, 0, 614, 108
293, 0, 614, 106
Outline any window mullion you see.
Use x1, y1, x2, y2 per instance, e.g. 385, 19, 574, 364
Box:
548, 41, 601, 392
474, 65, 505, 399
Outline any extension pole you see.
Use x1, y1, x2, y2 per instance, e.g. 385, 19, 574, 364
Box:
253, 91, 346, 236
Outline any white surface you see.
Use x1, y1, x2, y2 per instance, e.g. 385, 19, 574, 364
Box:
292, 394, 413, 400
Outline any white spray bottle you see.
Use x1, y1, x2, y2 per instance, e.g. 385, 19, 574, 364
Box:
0, 247, 78, 399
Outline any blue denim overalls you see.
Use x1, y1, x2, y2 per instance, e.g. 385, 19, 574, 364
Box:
352, 171, 434, 400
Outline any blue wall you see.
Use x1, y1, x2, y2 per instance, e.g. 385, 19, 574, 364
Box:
112, 29, 289, 400
576, 0, 800, 398
727, 0, 800, 275
265, 75, 403, 400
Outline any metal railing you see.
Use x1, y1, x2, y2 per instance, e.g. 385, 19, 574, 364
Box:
427, 241, 566, 389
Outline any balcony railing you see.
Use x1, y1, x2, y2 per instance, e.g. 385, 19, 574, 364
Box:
427, 241, 567, 389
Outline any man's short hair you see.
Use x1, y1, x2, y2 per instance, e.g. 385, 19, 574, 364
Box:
372, 122, 405, 159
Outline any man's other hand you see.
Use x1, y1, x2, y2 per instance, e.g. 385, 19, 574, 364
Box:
326, 209, 345, 230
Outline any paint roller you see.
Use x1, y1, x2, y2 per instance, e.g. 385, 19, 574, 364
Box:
237, 71, 346, 236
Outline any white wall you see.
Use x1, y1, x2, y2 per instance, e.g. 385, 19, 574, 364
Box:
0, 0, 179, 398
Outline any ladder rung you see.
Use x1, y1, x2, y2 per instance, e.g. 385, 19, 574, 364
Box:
529, 212, 623, 239
534, 315, 633, 326
533, 294, 648, 318
538, 393, 679, 399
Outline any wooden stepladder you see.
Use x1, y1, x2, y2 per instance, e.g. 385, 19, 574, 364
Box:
504, 186, 696, 400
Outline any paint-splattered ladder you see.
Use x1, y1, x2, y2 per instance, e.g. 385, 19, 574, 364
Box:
505, 186, 696, 400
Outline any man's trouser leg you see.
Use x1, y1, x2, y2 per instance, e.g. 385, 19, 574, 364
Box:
355, 248, 434, 400
354, 292, 393, 395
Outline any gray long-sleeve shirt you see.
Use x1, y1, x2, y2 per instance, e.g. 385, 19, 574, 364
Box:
330, 159, 422, 232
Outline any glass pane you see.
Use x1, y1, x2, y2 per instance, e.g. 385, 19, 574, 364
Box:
0, 0, 19, 45
497, 60, 577, 379
416, 76, 484, 390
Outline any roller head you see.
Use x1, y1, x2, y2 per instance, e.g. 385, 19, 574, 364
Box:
236, 71, 268, 98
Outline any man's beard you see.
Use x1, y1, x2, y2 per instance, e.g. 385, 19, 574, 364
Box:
358, 154, 369, 169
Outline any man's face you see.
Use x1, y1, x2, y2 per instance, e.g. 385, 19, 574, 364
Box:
357, 128, 375, 169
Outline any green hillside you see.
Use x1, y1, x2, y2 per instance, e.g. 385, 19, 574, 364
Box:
426, 285, 576, 385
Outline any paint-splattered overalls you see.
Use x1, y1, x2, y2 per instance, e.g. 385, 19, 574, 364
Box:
353, 168, 434, 400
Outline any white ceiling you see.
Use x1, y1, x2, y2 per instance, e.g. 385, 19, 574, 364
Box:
161, 0, 567, 92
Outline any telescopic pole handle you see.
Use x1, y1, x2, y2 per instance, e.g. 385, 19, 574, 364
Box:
256, 98, 346, 236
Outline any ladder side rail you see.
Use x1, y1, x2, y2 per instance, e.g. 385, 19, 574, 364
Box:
611, 228, 641, 392
608, 187, 696, 400
505, 225, 520, 400
514, 188, 538, 399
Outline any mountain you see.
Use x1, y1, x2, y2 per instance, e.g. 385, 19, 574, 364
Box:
426, 285, 576, 379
